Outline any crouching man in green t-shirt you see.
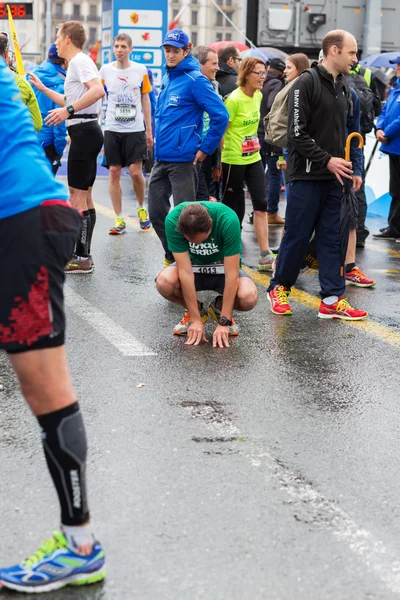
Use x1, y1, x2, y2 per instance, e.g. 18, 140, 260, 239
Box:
156, 201, 258, 348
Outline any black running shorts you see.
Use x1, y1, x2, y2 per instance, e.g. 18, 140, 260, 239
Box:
67, 121, 104, 190
0, 202, 82, 354
104, 130, 148, 168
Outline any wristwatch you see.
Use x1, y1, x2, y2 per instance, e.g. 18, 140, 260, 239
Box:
66, 105, 75, 115
218, 316, 233, 327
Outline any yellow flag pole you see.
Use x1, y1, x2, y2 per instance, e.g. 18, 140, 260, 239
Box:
7, 5, 25, 75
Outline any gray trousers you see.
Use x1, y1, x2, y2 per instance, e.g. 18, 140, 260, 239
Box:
148, 161, 199, 258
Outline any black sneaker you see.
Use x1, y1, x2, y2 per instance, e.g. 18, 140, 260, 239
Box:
372, 228, 398, 239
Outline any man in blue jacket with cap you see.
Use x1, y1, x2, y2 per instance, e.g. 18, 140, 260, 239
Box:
148, 29, 229, 265
373, 56, 400, 241
32, 44, 68, 174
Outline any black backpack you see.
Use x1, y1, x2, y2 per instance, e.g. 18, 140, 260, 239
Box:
345, 66, 375, 134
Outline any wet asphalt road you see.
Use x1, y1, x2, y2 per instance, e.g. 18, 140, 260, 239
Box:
1, 176, 400, 600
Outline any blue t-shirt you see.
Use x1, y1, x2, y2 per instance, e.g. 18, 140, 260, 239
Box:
0, 58, 68, 220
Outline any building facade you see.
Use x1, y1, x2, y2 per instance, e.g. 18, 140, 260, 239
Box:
169, 0, 244, 47
0, 0, 102, 65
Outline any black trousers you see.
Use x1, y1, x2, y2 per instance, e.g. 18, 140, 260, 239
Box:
388, 154, 400, 235
221, 160, 267, 225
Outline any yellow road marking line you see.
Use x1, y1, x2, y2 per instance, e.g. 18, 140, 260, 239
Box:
367, 242, 400, 259
95, 201, 400, 348
242, 266, 400, 349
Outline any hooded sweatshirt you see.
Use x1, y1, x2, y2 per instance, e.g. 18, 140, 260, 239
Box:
32, 60, 67, 156
154, 55, 228, 163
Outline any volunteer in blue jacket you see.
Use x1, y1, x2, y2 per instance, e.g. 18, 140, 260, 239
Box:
32, 44, 68, 174
148, 29, 229, 265
373, 56, 400, 241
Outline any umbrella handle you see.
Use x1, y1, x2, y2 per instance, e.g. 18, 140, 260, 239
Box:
345, 132, 364, 162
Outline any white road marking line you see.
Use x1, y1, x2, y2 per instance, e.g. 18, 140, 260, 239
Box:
65, 285, 157, 357
184, 403, 400, 594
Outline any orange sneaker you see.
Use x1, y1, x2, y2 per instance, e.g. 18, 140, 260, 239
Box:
173, 306, 209, 336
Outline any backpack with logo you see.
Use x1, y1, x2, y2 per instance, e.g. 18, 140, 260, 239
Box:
345, 66, 375, 134
264, 68, 351, 147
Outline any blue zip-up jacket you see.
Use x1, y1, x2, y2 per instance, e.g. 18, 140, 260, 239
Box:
31, 60, 67, 156
376, 80, 400, 156
154, 55, 229, 162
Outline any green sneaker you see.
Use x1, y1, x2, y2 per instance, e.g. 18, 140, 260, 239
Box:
109, 216, 126, 235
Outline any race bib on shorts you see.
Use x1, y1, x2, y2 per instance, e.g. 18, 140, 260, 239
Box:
115, 104, 137, 122
192, 263, 225, 274
242, 134, 260, 157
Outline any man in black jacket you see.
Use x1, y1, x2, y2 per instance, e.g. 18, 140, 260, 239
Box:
267, 29, 367, 321
216, 44, 241, 97
258, 58, 286, 225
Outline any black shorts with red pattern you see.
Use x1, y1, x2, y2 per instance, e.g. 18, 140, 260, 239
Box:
0, 201, 82, 354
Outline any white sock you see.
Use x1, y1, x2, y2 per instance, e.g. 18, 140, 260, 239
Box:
116, 212, 124, 218
62, 523, 96, 556
322, 296, 339, 305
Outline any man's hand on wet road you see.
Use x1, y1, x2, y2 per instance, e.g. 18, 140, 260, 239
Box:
186, 320, 208, 346
212, 325, 230, 348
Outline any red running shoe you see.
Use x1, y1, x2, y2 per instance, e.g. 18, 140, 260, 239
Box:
267, 286, 292, 315
318, 297, 368, 320
345, 266, 376, 288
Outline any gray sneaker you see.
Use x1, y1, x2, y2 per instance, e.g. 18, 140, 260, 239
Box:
208, 297, 239, 336
258, 253, 277, 272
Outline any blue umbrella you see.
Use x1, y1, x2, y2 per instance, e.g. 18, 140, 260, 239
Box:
361, 51, 400, 69
241, 47, 288, 63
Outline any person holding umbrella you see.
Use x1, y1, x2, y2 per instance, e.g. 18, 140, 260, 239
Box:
372, 56, 400, 242
266, 29, 368, 320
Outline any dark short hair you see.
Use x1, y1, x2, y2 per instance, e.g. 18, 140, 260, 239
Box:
58, 21, 86, 49
114, 33, 132, 47
218, 44, 239, 64
192, 45, 216, 65
177, 204, 212, 237
0, 33, 9, 56
322, 30, 345, 57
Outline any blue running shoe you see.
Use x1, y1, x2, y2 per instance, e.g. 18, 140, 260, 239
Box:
137, 206, 151, 230
0, 531, 106, 593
